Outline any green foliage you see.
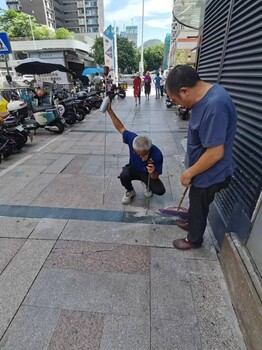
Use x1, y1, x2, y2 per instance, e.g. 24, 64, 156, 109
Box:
34, 25, 53, 40
175, 49, 187, 65
0, 10, 74, 40
92, 36, 104, 66
144, 44, 164, 72
117, 36, 136, 73
54, 27, 74, 39
0, 10, 37, 38
92, 35, 137, 73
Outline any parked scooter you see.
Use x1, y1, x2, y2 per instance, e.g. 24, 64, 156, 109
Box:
0, 132, 16, 161
177, 105, 190, 120
166, 96, 175, 108
7, 100, 34, 141
32, 107, 65, 134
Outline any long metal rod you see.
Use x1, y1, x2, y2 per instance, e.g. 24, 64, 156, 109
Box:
102, 110, 107, 204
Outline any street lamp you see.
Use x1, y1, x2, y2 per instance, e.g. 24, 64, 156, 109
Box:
140, 0, 144, 76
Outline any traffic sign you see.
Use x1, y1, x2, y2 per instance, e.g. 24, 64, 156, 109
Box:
0, 32, 11, 54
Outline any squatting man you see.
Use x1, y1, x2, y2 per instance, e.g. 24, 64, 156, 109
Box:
106, 102, 166, 204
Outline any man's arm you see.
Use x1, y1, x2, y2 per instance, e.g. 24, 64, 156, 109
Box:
180, 145, 225, 187
106, 103, 126, 134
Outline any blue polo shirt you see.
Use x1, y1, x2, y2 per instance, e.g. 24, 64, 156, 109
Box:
123, 130, 163, 175
188, 84, 237, 188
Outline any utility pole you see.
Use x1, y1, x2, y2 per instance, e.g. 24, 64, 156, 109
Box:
140, 0, 144, 76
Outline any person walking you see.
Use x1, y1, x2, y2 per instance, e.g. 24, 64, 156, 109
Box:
160, 70, 165, 97
165, 65, 237, 250
106, 102, 166, 204
143, 71, 152, 100
133, 72, 142, 106
93, 72, 103, 91
153, 72, 162, 99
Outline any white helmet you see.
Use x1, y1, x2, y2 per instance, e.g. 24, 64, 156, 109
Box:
7, 100, 27, 112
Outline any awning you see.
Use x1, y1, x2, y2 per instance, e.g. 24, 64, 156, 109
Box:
82, 67, 104, 75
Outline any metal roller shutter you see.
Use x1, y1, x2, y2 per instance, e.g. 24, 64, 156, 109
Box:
197, 0, 262, 241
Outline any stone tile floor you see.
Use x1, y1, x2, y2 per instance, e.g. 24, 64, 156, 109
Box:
0, 89, 246, 349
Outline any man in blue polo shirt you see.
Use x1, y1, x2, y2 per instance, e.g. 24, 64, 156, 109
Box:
166, 65, 237, 250
106, 103, 165, 204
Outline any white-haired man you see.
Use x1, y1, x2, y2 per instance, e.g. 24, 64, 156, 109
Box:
107, 103, 166, 204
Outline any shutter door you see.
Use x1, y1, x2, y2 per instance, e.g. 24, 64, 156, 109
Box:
197, 0, 231, 83
197, 0, 262, 238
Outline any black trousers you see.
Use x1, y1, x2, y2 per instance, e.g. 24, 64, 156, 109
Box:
188, 176, 231, 245
119, 165, 165, 195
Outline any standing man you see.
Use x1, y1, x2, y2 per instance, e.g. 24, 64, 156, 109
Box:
153, 72, 162, 99
93, 72, 103, 91
106, 103, 166, 204
165, 65, 237, 250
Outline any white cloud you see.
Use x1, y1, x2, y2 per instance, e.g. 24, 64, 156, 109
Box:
105, 0, 173, 25
145, 18, 172, 29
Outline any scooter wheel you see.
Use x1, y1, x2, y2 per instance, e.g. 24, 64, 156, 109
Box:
53, 121, 65, 134
65, 112, 77, 125
166, 104, 172, 108
76, 108, 86, 121
95, 101, 102, 109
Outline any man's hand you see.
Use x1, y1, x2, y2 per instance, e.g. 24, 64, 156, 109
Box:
146, 163, 155, 175
180, 169, 193, 187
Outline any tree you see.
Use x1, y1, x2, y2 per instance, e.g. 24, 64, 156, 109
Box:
34, 25, 53, 40
92, 35, 137, 73
92, 36, 104, 66
144, 44, 164, 72
54, 28, 74, 39
0, 10, 37, 38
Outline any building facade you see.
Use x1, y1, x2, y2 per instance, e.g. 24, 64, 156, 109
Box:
6, 0, 104, 35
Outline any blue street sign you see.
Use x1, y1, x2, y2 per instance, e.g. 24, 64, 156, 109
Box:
0, 32, 12, 55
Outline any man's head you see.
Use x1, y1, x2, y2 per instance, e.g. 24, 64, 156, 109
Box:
165, 65, 201, 108
133, 135, 152, 161
95, 72, 99, 76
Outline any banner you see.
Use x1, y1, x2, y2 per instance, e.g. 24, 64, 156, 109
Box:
103, 25, 115, 80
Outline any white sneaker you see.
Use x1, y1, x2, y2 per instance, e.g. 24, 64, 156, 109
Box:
121, 190, 136, 204
141, 182, 153, 198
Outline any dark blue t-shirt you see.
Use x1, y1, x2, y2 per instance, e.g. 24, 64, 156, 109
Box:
123, 130, 163, 175
154, 76, 162, 87
187, 84, 237, 188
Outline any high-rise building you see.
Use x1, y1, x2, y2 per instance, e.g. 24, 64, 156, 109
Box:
126, 26, 138, 47
6, 0, 104, 35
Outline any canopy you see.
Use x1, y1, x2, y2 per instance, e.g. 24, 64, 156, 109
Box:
82, 67, 104, 75
15, 58, 76, 76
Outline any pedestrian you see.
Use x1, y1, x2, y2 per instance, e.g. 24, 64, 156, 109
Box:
153, 72, 162, 99
106, 102, 166, 204
133, 72, 142, 106
160, 70, 165, 97
105, 74, 113, 94
144, 71, 152, 100
165, 65, 237, 250
93, 72, 103, 91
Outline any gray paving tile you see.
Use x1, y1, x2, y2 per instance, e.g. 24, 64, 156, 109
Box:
43, 155, 75, 174
0, 238, 24, 273
48, 310, 104, 350
190, 274, 244, 350
4, 173, 58, 206
0, 306, 60, 350
23, 268, 150, 317
31, 174, 103, 208
100, 315, 150, 350
0, 240, 55, 338
151, 317, 202, 350
45, 240, 150, 274
0, 217, 40, 238
30, 219, 68, 240
60, 220, 150, 246
151, 247, 196, 322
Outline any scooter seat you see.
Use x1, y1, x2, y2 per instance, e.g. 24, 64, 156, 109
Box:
32, 105, 54, 113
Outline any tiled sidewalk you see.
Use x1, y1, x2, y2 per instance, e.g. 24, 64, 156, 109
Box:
0, 91, 246, 349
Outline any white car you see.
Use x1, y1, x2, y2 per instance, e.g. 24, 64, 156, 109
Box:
22, 75, 35, 83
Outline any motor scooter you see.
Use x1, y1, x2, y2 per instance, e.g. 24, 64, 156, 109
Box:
32, 107, 65, 134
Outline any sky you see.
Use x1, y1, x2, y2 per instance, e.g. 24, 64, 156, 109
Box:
0, 0, 173, 44
104, 0, 173, 44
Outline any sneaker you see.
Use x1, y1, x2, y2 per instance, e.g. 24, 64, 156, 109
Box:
121, 190, 136, 204
141, 181, 153, 198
